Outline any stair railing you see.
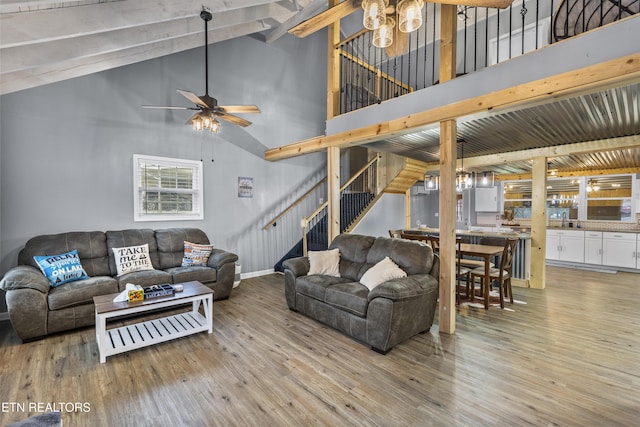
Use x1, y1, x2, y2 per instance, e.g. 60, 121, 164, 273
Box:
263, 177, 327, 230
302, 154, 381, 255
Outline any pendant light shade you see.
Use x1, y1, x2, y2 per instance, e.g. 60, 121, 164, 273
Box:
476, 171, 495, 188
398, 0, 423, 33
424, 175, 439, 191
362, 0, 387, 30
373, 17, 394, 48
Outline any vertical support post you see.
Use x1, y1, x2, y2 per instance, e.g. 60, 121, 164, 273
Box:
327, 0, 341, 119
530, 157, 547, 289
405, 187, 412, 229
438, 4, 458, 334
328, 146, 341, 243
326, 0, 341, 245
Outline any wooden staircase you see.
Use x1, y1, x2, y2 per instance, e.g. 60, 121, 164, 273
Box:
384, 158, 430, 194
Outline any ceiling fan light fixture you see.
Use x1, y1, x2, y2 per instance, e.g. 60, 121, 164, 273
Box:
192, 113, 220, 133
398, 0, 423, 33
372, 16, 394, 48
362, 0, 388, 30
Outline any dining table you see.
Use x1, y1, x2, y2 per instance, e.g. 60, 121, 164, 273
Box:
458, 243, 505, 309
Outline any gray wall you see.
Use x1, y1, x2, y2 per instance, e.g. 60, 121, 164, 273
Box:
0, 33, 328, 312
352, 193, 405, 237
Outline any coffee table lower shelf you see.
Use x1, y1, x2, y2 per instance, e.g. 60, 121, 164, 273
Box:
102, 311, 209, 360
94, 281, 213, 363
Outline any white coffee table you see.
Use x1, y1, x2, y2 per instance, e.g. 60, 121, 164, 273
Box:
93, 281, 213, 363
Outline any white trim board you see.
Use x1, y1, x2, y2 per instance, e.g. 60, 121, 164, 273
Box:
240, 269, 275, 280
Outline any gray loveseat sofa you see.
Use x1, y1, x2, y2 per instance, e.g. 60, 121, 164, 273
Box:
0, 228, 238, 342
283, 234, 439, 354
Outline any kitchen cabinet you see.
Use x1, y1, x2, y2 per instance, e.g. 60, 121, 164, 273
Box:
584, 231, 603, 265
546, 229, 585, 263
602, 232, 637, 269
475, 187, 499, 212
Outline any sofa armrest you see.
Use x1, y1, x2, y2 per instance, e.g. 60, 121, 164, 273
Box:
208, 249, 238, 270
282, 257, 310, 278
368, 274, 439, 302
0, 266, 50, 294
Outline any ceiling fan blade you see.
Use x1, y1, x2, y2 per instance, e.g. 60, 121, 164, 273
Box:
177, 89, 209, 108
142, 105, 198, 110
219, 105, 261, 114
434, 0, 514, 9
217, 113, 253, 127
289, 0, 361, 38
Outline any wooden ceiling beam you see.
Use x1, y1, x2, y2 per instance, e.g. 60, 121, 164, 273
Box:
264, 53, 640, 161
422, 134, 640, 172
497, 167, 640, 181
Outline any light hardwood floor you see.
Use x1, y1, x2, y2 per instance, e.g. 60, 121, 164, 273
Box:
1, 266, 639, 426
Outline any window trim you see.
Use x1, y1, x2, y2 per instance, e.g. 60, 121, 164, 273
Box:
133, 154, 204, 222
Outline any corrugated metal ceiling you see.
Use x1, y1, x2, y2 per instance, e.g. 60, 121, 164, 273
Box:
365, 83, 640, 176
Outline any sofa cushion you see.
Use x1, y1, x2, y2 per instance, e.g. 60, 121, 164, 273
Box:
111, 243, 155, 275
34, 249, 90, 287
329, 234, 376, 281
18, 231, 111, 277
155, 228, 211, 270
324, 282, 369, 317
367, 237, 434, 275
360, 256, 407, 291
48, 276, 119, 310
165, 266, 216, 285
296, 275, 352, 301
181, 241, 213, 267
106, 229, 159, 276
308, 248, 340, 277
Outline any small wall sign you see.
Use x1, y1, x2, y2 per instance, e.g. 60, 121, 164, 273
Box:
238, 177, 253, 198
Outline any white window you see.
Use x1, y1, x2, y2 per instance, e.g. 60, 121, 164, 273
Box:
133, 154, 203, 221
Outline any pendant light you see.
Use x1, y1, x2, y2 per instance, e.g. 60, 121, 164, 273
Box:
362, 0, 388, 30
398, 0, 423, 33
372, 17, 394, 48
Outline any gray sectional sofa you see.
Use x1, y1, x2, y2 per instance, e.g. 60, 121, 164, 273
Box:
283, 234, 440, 354
0, 228, 238, 342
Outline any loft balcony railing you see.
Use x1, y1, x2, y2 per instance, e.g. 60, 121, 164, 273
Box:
338, 0, 639, 115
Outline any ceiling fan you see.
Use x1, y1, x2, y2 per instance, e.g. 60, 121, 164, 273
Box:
288, 0, 514, 57
143, 8, 260, 133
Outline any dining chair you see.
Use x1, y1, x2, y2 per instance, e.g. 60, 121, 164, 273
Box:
426, 235, 440, 253
400, 232, 428, 244
469, 238, 518, 309
424, 235, 470, 304
389, 229, 403, 238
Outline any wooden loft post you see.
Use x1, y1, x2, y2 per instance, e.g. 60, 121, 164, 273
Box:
439, 4, 457, 334
327, 0, 340, 120
530, 157, 547, 289
405, 188, 412, 229
327, 0, 341, 243
328, 146, 341, 243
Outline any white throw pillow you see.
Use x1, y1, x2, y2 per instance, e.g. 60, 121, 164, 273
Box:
112, 243, 155, 276
307, 248, 340, 277
360, 256, 407, 291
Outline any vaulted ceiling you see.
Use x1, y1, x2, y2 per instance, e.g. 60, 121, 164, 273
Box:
0, 0, 321, 95
2, 1, 640, 178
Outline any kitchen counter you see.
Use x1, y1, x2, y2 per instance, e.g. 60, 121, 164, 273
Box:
416, 226, 531, 239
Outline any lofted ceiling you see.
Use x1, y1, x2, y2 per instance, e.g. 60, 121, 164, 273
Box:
1, 1, 639, 178
0, 0, 321, 95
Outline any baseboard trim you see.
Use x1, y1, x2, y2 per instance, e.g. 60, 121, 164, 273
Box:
240, 269, 275, 280
0, 312, 9, 322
